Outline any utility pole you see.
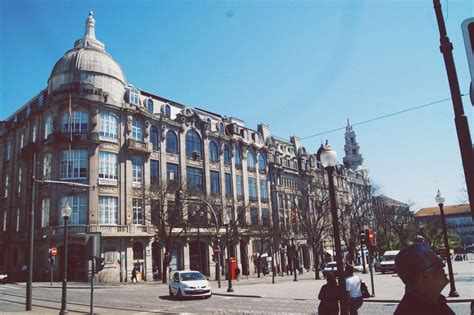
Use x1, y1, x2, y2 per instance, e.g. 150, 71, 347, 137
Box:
433, 0, 474, 217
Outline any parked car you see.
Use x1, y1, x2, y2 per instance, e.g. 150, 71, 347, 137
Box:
374, 260, 381, 272
322, 262, 338, 278
354, 264, 364, 272
169, 271, 212, 299
0, 271, 7, 284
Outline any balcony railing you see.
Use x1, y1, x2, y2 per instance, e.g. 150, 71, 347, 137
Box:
126, 138, 151, 153
39, 224, 154, 237
45, 132, 99, 145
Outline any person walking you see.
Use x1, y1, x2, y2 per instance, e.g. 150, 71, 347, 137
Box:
317, 272, 340, 315
131, 267, 138, 283
394, 243, 454, 315
345, 264, 363, 315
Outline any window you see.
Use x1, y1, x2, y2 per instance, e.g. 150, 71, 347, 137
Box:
248, 177, 257, 201
226, 206, 233, 224
3, 209, 6, 231
209, 141, 219, 163
258, 153, 266, 172
219, 122, 225, 133
44, 115, 53, 139
150, 126, 159, 151
234, 147, 242, 168
132, 156, 143, 186
164, 104, 171, 118
129, 87, 140, 105
62, 110, 89, 133
132, 198, 144, 225
237, 206, 245, 225
99, 151, 118, 182
236, 175, 243, 200
186, 130, 202, 158
16, 208, 20, 231
166, 131, 178, 154
20, 132, 24, 148
5, 141, 11, 161
99, 112, 119, 140
167, 163, 179, 182
32, 123, 37, 142
250, 208, 259, 225
260, 180, 269, 202
150, 160, 159, 185
225, 173, 232, 197
17, 167, 22, 194
99, 196, 118, 225
146, 98, 154, 113
132, 119, 143, 141
60, 150, 88, 180
223, 145, 231, 165
43, 154, 51, 180
262, 208, 270, 226
247, 150, 256, 171
210, 171, 220, 196
4, 175, 8, 197
187, 167, 203, 189
60, 195, 87, 225
41, 199, 50, 227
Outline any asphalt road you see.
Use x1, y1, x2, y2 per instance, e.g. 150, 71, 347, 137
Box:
1, 282, 472, 314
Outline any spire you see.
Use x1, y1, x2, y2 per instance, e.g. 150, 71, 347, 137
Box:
342, 119, 364, 171
84, 11, 96, 40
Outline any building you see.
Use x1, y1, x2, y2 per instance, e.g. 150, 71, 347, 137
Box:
0, 13, 371, 282
415, 203, 474, 248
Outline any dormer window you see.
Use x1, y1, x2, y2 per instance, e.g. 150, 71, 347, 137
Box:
146, 98, 154, 113
164, 104, 171, 118
219, 122, 225, 133
129, 87, 140, 105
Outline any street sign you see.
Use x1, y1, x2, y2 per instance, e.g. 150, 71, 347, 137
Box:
213, 245, 220, 253
50, 247, 57, 256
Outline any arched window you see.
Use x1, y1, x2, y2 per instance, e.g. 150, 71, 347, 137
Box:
150, 126, 159, 150
132, 119, 143, 141
234, 147, 242, 168
223, 144, 231, 165
164, 104, 171, 118
209, 141, 219, 163
258, 153, 266, 172
129, 87, 140, 105
186, 129, 202, 158
166, 130, 178, 154
219, 122, 225, 133
44, 115, 53, 139
62, 110, 89, 133
146, 98, 154, 113
99, 111, 119, 140
247, 150, 256, 171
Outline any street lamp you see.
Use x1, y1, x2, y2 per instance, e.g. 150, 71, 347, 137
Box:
223, 222, 234, 292
60, 202, 72, 315
320, 142, 348, 315
435, 190, 459, 297
291, 238, 297, 282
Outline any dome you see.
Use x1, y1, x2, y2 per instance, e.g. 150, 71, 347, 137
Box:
48, 12, 126, 102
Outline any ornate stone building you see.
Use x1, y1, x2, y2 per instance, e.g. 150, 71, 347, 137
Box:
0, 13, 371, 282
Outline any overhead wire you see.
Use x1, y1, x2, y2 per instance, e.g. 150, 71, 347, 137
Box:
300, 94, 468, 140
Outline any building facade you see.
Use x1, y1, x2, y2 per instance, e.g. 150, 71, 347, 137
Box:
0, 13, 371, 282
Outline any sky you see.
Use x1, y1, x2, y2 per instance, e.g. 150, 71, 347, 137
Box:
0, 0, 473, 211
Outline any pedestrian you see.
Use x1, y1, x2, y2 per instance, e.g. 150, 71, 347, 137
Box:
345, 263, 363, 315
317, 272, 340, 315
394, 243, 454, 315
235, 266, 241, 281
131, 267, 138, 283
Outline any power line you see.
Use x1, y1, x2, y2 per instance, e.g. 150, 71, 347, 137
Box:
301, 94, 467, 140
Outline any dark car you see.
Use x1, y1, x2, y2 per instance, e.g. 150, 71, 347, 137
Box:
322, 262, 337, 278
454, 254, 463, 261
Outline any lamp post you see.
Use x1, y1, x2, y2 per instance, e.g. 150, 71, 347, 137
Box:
60, 202, 72, 315
435, 190, 459, 297
320, 142, 348, 315
224, 223, 234, 292
291, 238, 297, 282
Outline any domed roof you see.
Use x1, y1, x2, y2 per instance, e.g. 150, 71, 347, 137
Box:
48, 12, 126, 101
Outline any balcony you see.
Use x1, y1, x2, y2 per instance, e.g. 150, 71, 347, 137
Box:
40, 224, 154, 238
45, 132, 100, 145
126, 138, 151, 154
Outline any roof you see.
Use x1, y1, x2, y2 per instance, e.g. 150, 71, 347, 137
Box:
375, 196, 408, 207
415, 204, 471, 217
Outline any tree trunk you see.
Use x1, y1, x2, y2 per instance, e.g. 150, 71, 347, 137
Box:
313, 246, 320, 280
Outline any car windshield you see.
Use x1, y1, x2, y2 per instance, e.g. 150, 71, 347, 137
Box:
382, 255, 395, 261
180, 272, 206, 281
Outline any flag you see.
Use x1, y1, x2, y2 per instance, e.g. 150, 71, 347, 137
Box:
68, 93, 72, 123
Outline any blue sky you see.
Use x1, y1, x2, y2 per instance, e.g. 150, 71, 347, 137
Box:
1, 0, 473, 210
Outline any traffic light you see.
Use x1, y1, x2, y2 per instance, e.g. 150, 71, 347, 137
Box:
462, 17, 474, 105
175, 190, 183, 206
94, 257, 105, 274
366, 229, 375, 246
360, 231, 366, 246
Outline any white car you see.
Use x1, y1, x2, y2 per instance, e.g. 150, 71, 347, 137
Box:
169, 271, 212, 299
0, 272, 7, 284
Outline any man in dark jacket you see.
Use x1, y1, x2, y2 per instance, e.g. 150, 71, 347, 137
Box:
394, 243, 454, 315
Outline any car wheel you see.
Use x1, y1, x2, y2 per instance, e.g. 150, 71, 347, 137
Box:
169, 287, 174, 297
